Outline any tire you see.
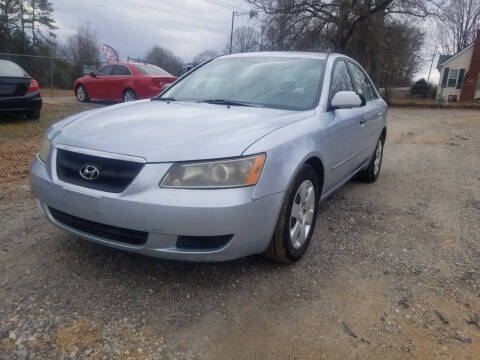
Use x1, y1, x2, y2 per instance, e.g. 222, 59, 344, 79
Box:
264, 164, 320, 264
356, 136, 384, 183
76, 84, 89, 102
26, 109, 40, 120
122, 89, 137, 102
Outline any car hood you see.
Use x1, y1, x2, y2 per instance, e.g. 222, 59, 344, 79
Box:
50, 100, 314, 162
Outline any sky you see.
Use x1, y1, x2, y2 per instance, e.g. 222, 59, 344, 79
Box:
50, 0, 439, 83
51, 0, 251, 63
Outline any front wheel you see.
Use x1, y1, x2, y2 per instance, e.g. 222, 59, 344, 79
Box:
122, 89, 137, 102
264, 164, 320, 264
75, 84, 89, 102
356, 136, 384, 183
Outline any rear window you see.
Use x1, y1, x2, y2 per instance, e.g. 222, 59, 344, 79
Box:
0, 61, 29, 77
135, 64, 171, 76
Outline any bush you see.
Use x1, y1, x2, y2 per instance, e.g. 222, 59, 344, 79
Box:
410, 78, 436, 98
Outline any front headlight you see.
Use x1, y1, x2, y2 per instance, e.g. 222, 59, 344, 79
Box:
37, 136, 51, 163
160, 154, 266, 189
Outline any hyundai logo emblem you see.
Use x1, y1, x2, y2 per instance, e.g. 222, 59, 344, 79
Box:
79, 164, 100, 180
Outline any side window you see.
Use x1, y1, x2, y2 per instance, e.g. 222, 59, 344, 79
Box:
330, 60, 354, 99
96, 65, 114, 76
347, 62, 377, 101
113, 65, 131, 76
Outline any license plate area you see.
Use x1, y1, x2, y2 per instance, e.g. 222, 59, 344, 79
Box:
62, 188, 101, 214
0, 84, 16, 95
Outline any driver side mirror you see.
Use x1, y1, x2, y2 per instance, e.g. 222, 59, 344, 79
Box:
89, 71, 96, 78
331, 91, 365, 109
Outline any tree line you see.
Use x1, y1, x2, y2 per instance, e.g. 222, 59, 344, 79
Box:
1, 0, 480, 91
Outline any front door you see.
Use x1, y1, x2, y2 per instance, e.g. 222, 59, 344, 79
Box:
88, 65, 115, 99
322, 59, 365, 192
103, 65, 131, 100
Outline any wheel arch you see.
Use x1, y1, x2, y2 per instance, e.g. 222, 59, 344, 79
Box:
75, 82, 85, 92
304, 156, 325, 197
122, 87, 136, 95
381, 127, 387, 141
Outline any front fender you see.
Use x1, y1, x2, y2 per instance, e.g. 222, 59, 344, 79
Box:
243, 117, 327, 201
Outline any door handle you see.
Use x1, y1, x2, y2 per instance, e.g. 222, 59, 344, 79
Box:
360, 117, 367, 125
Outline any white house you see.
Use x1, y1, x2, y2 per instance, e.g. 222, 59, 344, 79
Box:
436, 30, 480, 102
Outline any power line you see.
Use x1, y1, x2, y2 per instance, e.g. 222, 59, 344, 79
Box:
202, 0, 245, 11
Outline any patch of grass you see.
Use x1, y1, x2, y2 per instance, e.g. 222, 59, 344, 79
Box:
0, 103, 99, 141
40, 87, 75, 97
0, 103, 101, 192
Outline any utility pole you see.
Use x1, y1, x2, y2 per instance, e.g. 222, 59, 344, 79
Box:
426, 45, 437, 99
229, 11, 235, 54
426, 45, 437, 86
229, 10, 250, 54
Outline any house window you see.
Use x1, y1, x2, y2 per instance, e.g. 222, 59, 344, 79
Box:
448, 69, 459, 88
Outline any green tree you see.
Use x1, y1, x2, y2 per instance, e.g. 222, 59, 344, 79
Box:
0, 0, 21, 51
28, 0, 56, 50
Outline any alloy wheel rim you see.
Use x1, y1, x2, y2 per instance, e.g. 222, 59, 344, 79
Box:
124, 91, 136, 102
374, 140, 383, 176
77, 86, 85, 101
290, 179, 315, 250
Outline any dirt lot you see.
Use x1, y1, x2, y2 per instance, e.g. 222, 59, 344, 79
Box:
1, 105, 479, 360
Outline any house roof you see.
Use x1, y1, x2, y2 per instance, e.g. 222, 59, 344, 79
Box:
436, 55, 452, 69
437, 43, 474, 69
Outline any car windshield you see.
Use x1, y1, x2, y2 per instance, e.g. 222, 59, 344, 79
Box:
160, 56, 325, 111
0, 60, 29, 77
135, 64, 171, 76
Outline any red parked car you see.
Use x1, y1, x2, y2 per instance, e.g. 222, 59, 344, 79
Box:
73, 63, 177, 102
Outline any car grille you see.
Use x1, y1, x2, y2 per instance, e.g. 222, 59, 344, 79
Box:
49, 208, 148, 245
56, 149, 144, 193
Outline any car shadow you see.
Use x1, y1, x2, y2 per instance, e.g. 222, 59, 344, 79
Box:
89, 100, 118, 106
0, 112, 33, 122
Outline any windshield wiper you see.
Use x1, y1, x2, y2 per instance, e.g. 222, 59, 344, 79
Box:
198, 99, 263, 107
152, 97, 176, 102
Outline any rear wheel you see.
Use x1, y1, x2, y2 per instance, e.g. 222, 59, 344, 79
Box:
76, 84, 89, 102
264, 164, 319, 264
26, 109, 40, 120
356, 136, 384, 183
122, 89, 137, 102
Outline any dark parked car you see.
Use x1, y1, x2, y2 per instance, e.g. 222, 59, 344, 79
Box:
176, 63, 195, 77
0, 60, 42, 119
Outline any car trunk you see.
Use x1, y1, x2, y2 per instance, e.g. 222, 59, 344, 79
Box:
0, 77, 30, 97
150, 76, 177, 88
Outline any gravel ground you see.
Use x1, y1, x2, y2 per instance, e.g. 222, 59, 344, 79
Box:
1, 106, 480, 359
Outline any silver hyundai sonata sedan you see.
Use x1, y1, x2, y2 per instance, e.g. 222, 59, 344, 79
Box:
30, 52, 387, 263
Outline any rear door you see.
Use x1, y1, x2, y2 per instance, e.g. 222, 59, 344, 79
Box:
107, 65, 132, 100
88, 65, 115, 99
323, 59, 365, 191
347, 61, 385, 162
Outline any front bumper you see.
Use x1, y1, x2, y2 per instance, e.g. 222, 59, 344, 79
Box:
29, 153, 283, 261
0, 91, 42, 112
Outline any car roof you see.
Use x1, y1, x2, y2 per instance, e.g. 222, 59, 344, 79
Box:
221, 51, 331, 60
